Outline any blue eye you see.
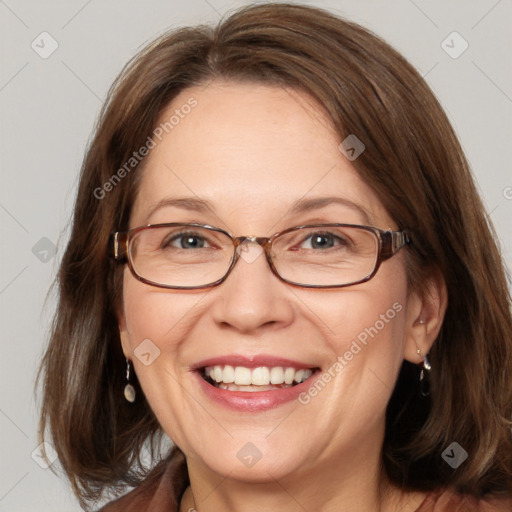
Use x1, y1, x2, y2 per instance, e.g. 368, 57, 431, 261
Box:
300, 232, 347, 250
163, 232, 211, 249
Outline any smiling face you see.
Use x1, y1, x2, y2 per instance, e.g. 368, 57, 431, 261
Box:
119, 80, 424, 485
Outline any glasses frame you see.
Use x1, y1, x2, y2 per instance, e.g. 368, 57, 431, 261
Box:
110, 222, 410, 290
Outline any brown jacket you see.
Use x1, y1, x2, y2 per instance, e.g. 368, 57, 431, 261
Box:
98, 447, 512, 511
98, 446, 188, 512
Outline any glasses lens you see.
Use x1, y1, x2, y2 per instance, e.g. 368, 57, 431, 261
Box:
271, 225, 379, 286
129, 225, 234, 287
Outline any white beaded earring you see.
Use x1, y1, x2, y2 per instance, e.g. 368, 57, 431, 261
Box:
124, 358, 136, 403
417, 348, 431, 397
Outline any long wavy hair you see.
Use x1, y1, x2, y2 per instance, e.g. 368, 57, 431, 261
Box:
37, 2, 512, 508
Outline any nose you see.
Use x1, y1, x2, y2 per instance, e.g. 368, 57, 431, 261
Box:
209, 240, 295, 333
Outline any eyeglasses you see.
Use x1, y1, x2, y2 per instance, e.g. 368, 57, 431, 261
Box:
110, 223, 410, 289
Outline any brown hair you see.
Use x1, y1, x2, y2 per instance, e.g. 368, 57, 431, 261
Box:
38, 2, 512, 508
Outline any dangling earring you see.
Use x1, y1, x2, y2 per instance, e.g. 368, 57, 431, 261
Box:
124, 358, 136, 403
417, 349, 431, 397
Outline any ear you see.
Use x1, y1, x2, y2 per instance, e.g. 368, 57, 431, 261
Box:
403, 270, 448, 364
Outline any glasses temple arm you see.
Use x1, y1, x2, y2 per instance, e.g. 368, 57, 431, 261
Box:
380, 230, 410, 259
109, 232, 128, 261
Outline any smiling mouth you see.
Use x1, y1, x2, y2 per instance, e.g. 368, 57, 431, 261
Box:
200, 364, 318, 392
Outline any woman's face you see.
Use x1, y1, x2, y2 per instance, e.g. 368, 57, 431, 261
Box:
119, 81, 421, 482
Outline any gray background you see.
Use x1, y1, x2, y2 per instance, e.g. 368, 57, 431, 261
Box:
1, 0, 511, 510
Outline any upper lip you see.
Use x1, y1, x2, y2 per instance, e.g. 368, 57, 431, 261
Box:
191, 354, 319, 370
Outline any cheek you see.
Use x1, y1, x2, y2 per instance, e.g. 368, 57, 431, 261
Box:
295, 288, 407, 438
301, 279, 408, 363
119, 272, 199, 399
121, 269, 204, 353
297, 264, 409, 406
120, 274, 206, 443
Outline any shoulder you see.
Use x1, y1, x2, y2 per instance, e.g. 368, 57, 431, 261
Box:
417, 489, 512, 512
96, 445, 188, 512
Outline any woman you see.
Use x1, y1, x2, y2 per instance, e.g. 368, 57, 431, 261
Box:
38, 3, 512, 511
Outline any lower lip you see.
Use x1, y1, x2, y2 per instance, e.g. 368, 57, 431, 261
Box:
193, 370, 320, 412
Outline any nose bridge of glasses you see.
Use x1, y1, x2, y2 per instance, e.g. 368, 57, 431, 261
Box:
233, 235, 270, 247
233, 236, 271, 264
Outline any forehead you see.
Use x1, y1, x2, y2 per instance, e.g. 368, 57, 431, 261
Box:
130, 81, 392, 232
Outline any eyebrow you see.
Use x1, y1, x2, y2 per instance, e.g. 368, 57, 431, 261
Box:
146, 197, 215, 219
288, 196, 372, 224
144, 196, 232, 231
145, 195, 372, 225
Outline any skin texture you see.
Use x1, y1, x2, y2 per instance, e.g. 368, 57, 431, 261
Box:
119, 81, 447, 512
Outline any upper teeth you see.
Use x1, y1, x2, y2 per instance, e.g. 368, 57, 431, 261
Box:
204, 365, 313, 386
